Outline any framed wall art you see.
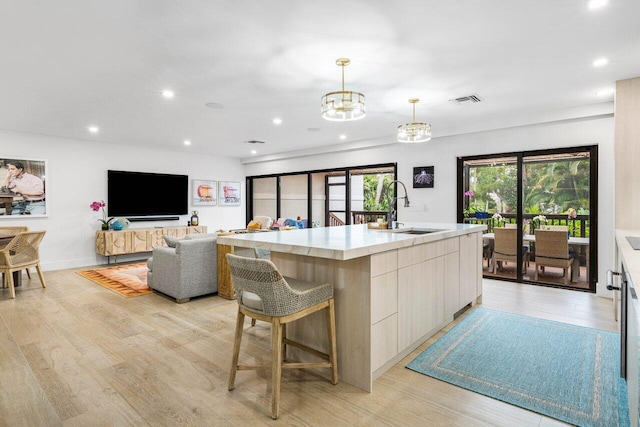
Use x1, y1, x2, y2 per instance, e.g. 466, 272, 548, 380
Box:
413, 166, 434, 188
219, 181, 241, 206
192, 179, 217, 206
0, 157, 48, 217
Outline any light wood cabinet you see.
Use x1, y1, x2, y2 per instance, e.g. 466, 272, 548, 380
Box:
459, 232, 482, 305
234, 229, 484, 392
397, 238, 459, 350
95, 226, 207, 262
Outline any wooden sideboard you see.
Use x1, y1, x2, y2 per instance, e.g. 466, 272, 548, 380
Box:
96, 226, 207, 263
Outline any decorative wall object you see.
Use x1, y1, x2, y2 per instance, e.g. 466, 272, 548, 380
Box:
219, 181, 241, 206
0, 157, 48, 217
413, 166, 434, 188
192, 179, 217, 206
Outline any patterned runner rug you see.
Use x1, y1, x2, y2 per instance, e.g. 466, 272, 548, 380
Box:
407, 307, 629, 427
77, 262, 152, 297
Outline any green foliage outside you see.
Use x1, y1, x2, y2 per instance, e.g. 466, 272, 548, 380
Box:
363, 174, 394, 211
465, 159, 590, 215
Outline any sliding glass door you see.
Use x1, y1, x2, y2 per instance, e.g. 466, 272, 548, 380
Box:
458, 146, 597, 292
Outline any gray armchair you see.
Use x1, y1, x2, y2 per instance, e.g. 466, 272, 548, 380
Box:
147, 234, 218, 302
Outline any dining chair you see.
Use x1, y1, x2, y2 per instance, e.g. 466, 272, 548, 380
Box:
0, 226, 31, 278
492, 227, 528, 274
533, 229, 579, 284
542, 225, 569, 232
0, 230, 47, 298
225, 253, 338, 419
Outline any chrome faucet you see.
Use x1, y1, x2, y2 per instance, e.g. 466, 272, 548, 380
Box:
385, 180, 410, 229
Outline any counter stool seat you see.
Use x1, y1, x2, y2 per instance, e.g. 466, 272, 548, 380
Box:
225, 253, 338, 420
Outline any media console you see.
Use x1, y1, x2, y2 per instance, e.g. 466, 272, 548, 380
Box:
95, 225, 207, 264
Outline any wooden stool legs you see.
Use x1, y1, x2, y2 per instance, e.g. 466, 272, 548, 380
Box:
228, 299, 338, 420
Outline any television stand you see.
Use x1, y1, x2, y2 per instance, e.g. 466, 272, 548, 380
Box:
95, 225, 207, 264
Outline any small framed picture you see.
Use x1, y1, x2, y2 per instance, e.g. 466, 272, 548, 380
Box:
192, 179, 217, 206
413, 166, 434, 188
219, 181, 241, 206
0, 157, 48, 217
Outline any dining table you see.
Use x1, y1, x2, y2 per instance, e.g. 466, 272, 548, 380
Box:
483, 233, 590, 282
0, 191, 16, 215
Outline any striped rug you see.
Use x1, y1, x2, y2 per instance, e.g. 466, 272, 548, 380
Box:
407, 307, 629, 427
77, 262, 152, 297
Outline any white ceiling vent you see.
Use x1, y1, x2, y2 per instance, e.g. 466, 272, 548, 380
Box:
243, 140, 266, 144
449, 94, 483, 106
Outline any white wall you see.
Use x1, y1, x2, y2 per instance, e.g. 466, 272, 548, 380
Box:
245, 115, 615, 296
0, 130, 246, 270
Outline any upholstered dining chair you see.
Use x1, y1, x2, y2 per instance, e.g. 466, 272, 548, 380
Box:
225, 253, 338, 420
534, 229, 579, 284
0, 230, 46, 298
492, 227, 528, 274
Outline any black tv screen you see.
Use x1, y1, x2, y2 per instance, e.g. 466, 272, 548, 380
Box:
108, 170, 188, 217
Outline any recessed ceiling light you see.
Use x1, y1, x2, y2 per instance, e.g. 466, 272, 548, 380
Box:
593, 57, 609, 67
251, 150, 257, 155
339, 134, 347, 140
162, 90, 175, 99
273, 118, 282, 125
596, 88, 614, 97
183, 140, 191, 146
88, 126, 99, 133
588, 0, 608, 10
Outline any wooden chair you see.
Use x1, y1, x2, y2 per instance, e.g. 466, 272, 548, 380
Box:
0, 231, 46, 298
534, 229, 579, 284
542, 225, 569, 232
226, 253, 338, 419
0, 226, 30, 277
492, 228, 528, 273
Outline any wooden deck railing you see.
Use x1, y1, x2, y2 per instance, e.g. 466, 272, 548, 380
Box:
464, 213, 590, 237
328, 213, 345, 227
351, 210, 388, 224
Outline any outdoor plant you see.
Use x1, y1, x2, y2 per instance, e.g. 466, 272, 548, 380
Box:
464, 190, 476, 217
492, 213, 504, 227
532, 214, 547, 230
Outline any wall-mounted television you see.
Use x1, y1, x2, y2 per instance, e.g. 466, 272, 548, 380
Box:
108, 170, 188, 218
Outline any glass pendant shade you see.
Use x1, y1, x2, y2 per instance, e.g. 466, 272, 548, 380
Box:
397, 98, 431, 143
321, 58, 366, 121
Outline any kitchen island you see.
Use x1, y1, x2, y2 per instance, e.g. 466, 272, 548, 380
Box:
217, 223, 486, 392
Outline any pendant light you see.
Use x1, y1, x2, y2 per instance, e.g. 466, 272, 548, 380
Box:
397, 98, 431, 143
321, 58, 366, 121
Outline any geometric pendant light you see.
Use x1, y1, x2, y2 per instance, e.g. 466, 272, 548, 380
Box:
397, 98, 431, 143
321, 58, 366, 121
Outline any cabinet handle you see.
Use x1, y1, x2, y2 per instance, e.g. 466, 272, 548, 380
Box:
607, 269, 621, 291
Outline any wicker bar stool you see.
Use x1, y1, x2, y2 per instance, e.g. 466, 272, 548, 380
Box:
225, 253, 338, 420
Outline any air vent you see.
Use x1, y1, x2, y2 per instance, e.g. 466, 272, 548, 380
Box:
449, 94, 483, 106
243, 140, 266, 144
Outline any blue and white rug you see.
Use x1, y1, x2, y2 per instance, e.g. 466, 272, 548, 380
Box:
407, 308, 629, 427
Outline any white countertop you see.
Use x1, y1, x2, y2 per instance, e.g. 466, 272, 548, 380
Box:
616, 230, 640, 285
217, 223, 486, 261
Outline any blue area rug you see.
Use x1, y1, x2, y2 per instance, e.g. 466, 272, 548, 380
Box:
407, 308, 629, 427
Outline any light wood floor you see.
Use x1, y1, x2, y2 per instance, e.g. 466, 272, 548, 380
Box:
0, 267, 620, 426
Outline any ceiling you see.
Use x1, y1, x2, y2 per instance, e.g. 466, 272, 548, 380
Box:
0, 1, 638, 161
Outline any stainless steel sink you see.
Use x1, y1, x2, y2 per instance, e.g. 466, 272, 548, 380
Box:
376, 227, 444, 234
